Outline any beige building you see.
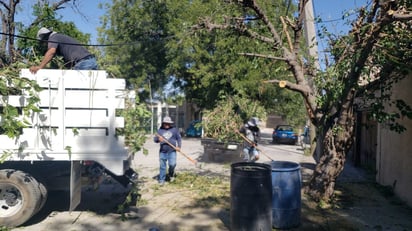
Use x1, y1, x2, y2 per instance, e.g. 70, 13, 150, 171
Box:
354, 75, 412, 207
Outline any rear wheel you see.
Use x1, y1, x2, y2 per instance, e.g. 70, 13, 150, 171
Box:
0, 169, 42, 227
35, 181, 48, 214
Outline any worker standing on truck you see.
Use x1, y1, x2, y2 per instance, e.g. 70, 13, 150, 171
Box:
239, 118, 260, 162
29, 27, 98, 74
154, 116, 182, 186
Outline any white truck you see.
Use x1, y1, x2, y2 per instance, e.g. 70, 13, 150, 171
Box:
0, 69, 137, 227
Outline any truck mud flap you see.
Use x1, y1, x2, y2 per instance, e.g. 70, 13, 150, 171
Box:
104, 168, 138, 187
70, 161, 82, 211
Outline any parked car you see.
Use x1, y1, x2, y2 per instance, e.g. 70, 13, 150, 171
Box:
272, 125, 298, 145
185, 120, 202, 137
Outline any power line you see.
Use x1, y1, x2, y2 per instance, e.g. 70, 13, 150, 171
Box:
0, 32, 171, 47
312, 0, 373, 25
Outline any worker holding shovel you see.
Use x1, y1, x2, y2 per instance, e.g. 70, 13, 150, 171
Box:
239, 118, 261, 162
154, 116, 182, 185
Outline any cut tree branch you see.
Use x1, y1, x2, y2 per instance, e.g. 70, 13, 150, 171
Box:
263, 79, 311, 95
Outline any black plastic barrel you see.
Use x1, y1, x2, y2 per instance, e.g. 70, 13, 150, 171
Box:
230, 162, 272, 231
271, 161, 302, 229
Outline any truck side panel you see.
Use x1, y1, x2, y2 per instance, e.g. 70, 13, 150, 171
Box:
0, 69, 130, 175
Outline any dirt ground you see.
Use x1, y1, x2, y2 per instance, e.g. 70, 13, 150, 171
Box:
13, 133, 412, 231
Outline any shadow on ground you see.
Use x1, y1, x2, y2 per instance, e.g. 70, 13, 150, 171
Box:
23, 178, 132, 227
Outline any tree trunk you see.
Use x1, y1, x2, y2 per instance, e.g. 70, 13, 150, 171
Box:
306, 95, 356, 202
311, 123, 323, 163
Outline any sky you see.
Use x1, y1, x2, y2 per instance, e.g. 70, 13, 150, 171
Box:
311, 0, 368, 58
59, 1, 108, 44
17, 0, 369, 49
16, 0, 107, 44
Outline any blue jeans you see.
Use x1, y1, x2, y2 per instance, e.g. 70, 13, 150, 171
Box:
243, 146, 259, 162
74, 57, 98, 70
159, 151, 176, 183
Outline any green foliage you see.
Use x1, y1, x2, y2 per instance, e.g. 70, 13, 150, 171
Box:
396, 100, 412, 119
202, 95, 266, 141
369, 98, 412, 133
71, 128, 79, 136
151, 171, 230, 207
0, 226, 11, 231
202, 98, 242, 141
165, 0, 292, 109
267, 89, 307, 128
120, 98, 152, 155
0, 63, 41, 138
99, 0, 169, 92
118, 179, 141, 219
99, 0, 303, 126
0, 62, 40, 162
324, 3, 412, 133
64, 146, 72, 159
0, 150, 13, 164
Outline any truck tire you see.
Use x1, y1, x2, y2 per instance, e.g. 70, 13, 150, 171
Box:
0, 169, 42, 227
34, 181, 48, 214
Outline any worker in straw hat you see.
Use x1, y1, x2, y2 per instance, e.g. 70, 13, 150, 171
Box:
29, 27, 98, 74
154, 116, 182, 185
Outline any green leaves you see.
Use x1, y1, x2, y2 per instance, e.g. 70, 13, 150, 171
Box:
64, 146, 72, 159
119, 99, 152, 154
202, 95, 265, 141
99, 0, 302, 125
0, 64, 41, 139
99, 0, 170, 92
396, 100, 412, 119
0, 150, 13, 164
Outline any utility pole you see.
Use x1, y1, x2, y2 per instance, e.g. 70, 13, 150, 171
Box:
303, 0, 321, 163
303, 0, 320, 72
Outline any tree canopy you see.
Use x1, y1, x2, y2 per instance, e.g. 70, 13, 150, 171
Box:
185, 0, 411, 202
99, 0, 307, 127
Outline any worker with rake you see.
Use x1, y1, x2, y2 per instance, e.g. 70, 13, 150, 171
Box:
239, 118, 261, 162
154, 116, 182, 185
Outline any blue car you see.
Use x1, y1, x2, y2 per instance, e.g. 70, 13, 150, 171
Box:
185, 120, 202, 137
272, 125, 298, 145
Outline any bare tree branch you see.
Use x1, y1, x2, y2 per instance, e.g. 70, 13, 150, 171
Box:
29, 0, 72, 28
238, 52, 288, 61
246, 0, 283, 46
280, 16, 293, 51
0, 1, 10, 12
391, 9, 412, 20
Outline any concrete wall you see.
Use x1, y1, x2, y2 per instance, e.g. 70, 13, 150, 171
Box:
376, 75, 412, 207
266, 115, 286, 128
354, 112, 377, 169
